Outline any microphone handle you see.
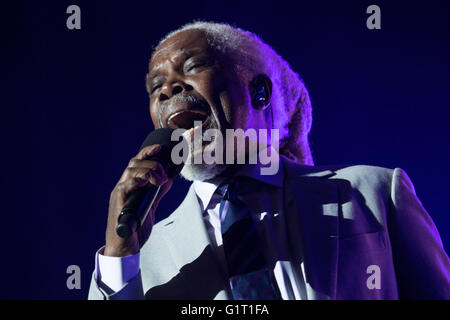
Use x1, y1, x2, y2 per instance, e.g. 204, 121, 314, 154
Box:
116, 183, 161, 239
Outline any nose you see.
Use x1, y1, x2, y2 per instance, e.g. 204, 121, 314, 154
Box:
159, 80, 193, 102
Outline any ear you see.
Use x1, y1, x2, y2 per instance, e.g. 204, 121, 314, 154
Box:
249, 74, 272, 110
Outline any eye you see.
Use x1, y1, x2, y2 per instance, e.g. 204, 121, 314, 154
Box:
184, 62, 204, 73
150, 79, 165, 94
190, 64, 203, 71
151, 83, 162, 94
184, 57, 211, 74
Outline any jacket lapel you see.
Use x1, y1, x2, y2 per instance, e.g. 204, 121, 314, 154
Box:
282, 157, 339, 299
160, 185, 230, 299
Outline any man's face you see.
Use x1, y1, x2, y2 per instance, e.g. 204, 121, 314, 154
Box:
146, 29, 269, 180
148, 29, 237, 132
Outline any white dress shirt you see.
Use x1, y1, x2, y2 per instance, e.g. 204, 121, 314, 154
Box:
95, 150, 306, 299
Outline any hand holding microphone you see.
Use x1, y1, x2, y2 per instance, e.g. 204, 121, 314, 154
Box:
104, 128, 184, 257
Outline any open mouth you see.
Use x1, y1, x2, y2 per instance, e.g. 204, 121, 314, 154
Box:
167, 109, 210, 130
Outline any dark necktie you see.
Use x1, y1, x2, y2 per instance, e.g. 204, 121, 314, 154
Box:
218, 180, 279, 300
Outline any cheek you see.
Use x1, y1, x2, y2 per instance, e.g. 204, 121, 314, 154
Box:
213, 75, 252, 128
218, 91, 232, 124
227, 89, 271, 131
226, 83, 253, 129
195, 71, 237, 126
149, 101, 161, 128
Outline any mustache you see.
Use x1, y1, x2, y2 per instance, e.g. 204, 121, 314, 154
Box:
158, 92, 207, 128
169, 92, 203, 105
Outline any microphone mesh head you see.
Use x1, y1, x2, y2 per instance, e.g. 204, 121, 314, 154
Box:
140, 128, 185, 178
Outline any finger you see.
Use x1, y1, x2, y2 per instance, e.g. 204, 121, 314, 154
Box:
142, 162, 168, 186
147, 168, 167, 186
116, 177, 149, 196
152, 162, 169, 184
121, 162, 168, 184
128, 158, 160, 170
121, 167, 153, 182
135, 144, 162, 161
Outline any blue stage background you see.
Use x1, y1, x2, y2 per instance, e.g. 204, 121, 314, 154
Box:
3, 0, 449, 299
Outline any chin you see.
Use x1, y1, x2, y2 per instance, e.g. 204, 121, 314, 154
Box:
180, 162, 227, 182
179, 134, 228, 182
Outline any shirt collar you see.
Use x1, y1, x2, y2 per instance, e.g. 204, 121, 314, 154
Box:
193, 146, 283, 212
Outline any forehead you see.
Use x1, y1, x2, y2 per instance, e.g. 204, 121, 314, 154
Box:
149, 29, 211, 71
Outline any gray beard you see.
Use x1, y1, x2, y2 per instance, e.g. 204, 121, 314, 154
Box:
178, 127, 228, 181
179, 161, 227, 181
179, 136, 227, 181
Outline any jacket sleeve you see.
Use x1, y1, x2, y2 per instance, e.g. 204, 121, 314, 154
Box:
88, 270, 144, 300
388, 168, 450, 299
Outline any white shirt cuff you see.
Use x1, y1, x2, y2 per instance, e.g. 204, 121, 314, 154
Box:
95, 246, 140, 292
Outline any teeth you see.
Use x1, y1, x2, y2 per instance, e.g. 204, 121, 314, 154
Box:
167, 110, 207, 123
167, 110, 209, 130
167, 111, 183, 124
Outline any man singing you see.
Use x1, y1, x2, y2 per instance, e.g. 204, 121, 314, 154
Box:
88, 21, 450, 299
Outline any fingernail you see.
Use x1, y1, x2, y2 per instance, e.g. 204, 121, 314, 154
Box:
146, 144, 161, 156
153, 144, 162, 152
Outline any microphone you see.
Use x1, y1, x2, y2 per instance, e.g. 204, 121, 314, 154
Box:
116, 128, 184, 239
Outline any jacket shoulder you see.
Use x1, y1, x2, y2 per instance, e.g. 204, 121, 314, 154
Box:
330, 164, 394, 183
281, 156, 394, 185
325, 164, 394, 198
